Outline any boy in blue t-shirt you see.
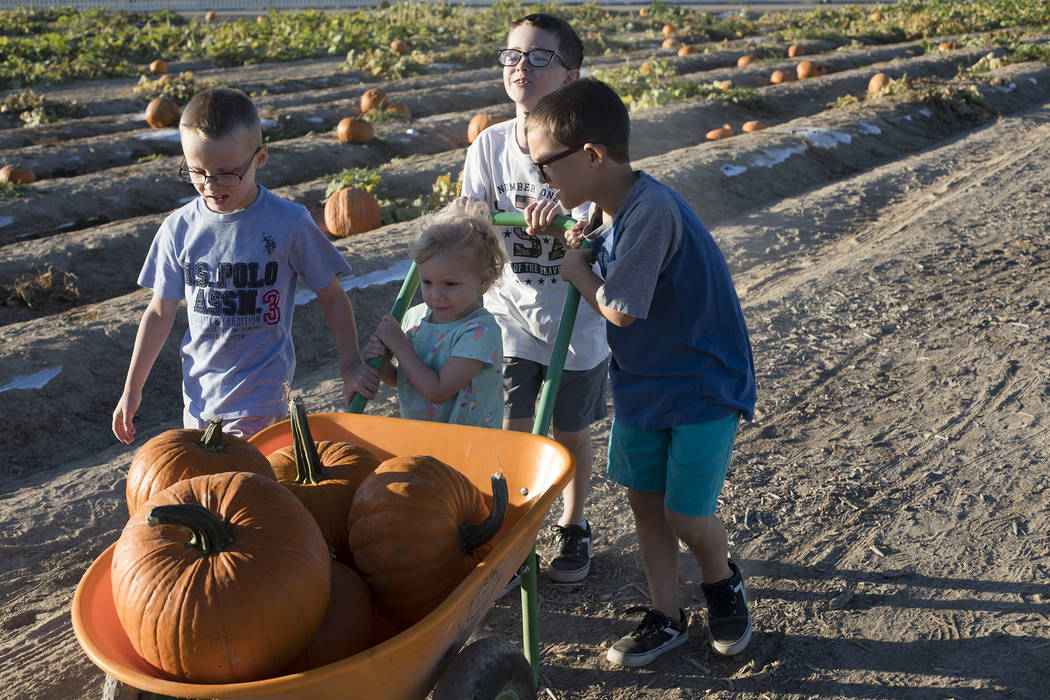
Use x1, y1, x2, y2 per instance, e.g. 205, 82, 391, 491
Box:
526, 78, 757, 666
112, 88, 378, 443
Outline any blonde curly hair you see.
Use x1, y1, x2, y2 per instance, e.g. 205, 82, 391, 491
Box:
410, 198, 507, 282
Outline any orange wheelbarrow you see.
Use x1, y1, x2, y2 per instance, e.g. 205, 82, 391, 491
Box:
71, 213, 586, 699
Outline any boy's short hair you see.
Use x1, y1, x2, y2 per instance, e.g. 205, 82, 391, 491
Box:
179, 87, 262, 145
525, 78, 630, 163
512, 13, 584, 70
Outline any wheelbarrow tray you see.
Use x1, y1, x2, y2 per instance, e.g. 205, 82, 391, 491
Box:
72, 412, 574, 699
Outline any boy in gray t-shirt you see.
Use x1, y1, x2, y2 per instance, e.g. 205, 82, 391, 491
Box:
112, 88, 378, 443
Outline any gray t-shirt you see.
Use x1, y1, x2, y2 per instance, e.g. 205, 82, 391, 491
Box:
139, 186, 352, 420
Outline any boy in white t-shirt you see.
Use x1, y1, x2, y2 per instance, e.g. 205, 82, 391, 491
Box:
112, 88, 377, 443
461, 14, 609, 584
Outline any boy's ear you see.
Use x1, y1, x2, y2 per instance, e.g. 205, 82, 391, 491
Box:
583, 142, 607, 168
563, 68, 580, 84
255, 144, 269, 170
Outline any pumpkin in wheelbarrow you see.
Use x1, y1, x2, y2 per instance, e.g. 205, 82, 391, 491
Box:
347, 455, 508, 629
111, 471, 331, 683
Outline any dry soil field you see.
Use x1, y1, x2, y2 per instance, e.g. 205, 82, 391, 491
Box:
1, 5, 1048, 700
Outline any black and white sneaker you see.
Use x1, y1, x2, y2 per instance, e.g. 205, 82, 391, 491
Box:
606, 606, 689, 667
701, 559, 752, 655
548, 521, 592, 583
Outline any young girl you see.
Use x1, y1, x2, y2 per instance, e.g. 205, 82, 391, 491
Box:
364, 199, 508, 428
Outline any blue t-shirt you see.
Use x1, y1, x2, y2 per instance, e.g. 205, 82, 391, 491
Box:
139, 186, 352, 420
588, 172, 756, 430
396, 304, 504, 429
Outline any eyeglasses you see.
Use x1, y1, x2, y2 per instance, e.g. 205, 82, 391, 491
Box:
533, 143, 584, 181
497, 48, 568, 69
178, 145, 263, 187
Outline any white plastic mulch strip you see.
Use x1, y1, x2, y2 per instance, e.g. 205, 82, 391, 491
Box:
135, 128, 180, 141
0, 366, 62, 393
294, 259, 414, 306
719, 124, 867, 178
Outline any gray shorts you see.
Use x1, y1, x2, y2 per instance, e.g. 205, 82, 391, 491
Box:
503, 355, 609, 432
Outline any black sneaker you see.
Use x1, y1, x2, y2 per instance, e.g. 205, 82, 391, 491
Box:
497, 572, 521, 600
548, 522, 592, 583
606, 606, 688, 667
701, 559, 752, 655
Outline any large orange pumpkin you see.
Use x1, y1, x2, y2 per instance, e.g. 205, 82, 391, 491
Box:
347, 455, 508, 629
125, 418, 275, 516
336, 117, 374, 144
145, 97, 179, 128
148, 59, 167, 75
267, 397, 380, 565
0, 164, 35, 184
467, 113, 500, 144
284, 560, 373, 672
111, 472, 331, 683
324, 187, 382, 238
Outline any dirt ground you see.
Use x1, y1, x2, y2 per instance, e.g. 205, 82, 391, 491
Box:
2, 51, 1049, 700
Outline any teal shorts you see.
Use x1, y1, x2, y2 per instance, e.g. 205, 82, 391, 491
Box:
607, 411, 740, 517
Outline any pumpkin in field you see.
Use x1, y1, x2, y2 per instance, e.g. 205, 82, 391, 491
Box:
467, 113, 500, 144
111, 471, 331, 683
336, 117, 374, 144
324, 187, 382, 237
0, 164, 35, 184
868, 72, 889, 94
706, 123, 734, 140
788, 43, 803, 58
661, 25, 677, 37
145, 97, 179, 128
285, 561, 374, 671
797, 60, 818, 79
390, 39, 409, 55
386, 101, 411, 120
347, 455, 508, 629
678, 45, 696, 56
737, 54, 756, 68
742, 120, 765, 133
267, 397, 380, 565
717, 79, 733, 90
938, 41, 955, 52
203, 9, 216, 21
360, 88, 388, 113
148, 59, 167, 75
661, 37, 679, 49
770, 70, 791, 84
125, 418, 275, 516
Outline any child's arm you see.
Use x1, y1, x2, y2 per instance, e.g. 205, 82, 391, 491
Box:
561, 248, 637, 327
112, 294, 179, 444
362, 329, 399, 388
373, 316, 485, 404
316, 277, 381, 406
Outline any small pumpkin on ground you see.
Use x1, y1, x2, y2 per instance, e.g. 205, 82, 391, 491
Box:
737, 54, 756, 68
284, 560, 374, 672
661, 37, 679, 49
0, 164, 35, 184
145, 97, 179, 128
678, 45, 696, 56
347, 455, 508, 629
706, 123, 734, 141
467, 113, 500, 144
111, 471, 331, 683
386, 101, 411, 119
324, 187, 382, 237
336, 117, 374, 144
661, 25, 677, 37
741, 120, 765, 133
390, 39, 409, 55
788, 43, 803, 58
360, 88, 388, 113
797, 60, 819, 80
125, 418, 275, 516
268, 397, 380, 565
148, 59, 167, 75
868, 72, 890, 94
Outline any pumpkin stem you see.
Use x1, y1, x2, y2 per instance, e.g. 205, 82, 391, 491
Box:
289, 396, 327, 485
458, 472, 508, 554
146, 504, 235, 555
197, 418, 227, 453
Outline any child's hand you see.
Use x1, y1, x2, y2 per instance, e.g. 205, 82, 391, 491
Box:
362, 333, 387, 361
561, 247, 596, 285
523, 199, 566, 237
112, 392, 141, 445
565, 220, 588, 248
343, 362, 381, 404
374, 315, 409, 352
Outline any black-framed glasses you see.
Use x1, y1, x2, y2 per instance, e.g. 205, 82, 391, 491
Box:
497, 48, 568, 69
533, 143, 584, 181
178, 145, 263, 187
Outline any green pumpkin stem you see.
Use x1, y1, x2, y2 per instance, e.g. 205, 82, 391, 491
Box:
197, 418, 227, 453
289, 396, 327, 485
458, 472, 508, 554
146, 504, 235, 555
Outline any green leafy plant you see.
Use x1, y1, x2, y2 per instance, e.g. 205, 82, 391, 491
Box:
0, 89, 86, 125
594, 58, 765, 111
132, 71, 219, 104
322, 167, 381, 205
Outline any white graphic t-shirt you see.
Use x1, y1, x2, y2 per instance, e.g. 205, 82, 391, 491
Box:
461, 119, 608, 371
139, 186, 352, 420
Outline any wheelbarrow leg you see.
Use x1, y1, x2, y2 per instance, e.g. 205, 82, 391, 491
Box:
520, 547, 541, 686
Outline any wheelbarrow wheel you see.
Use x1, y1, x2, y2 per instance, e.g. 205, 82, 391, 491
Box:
433, 637, 536, 700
